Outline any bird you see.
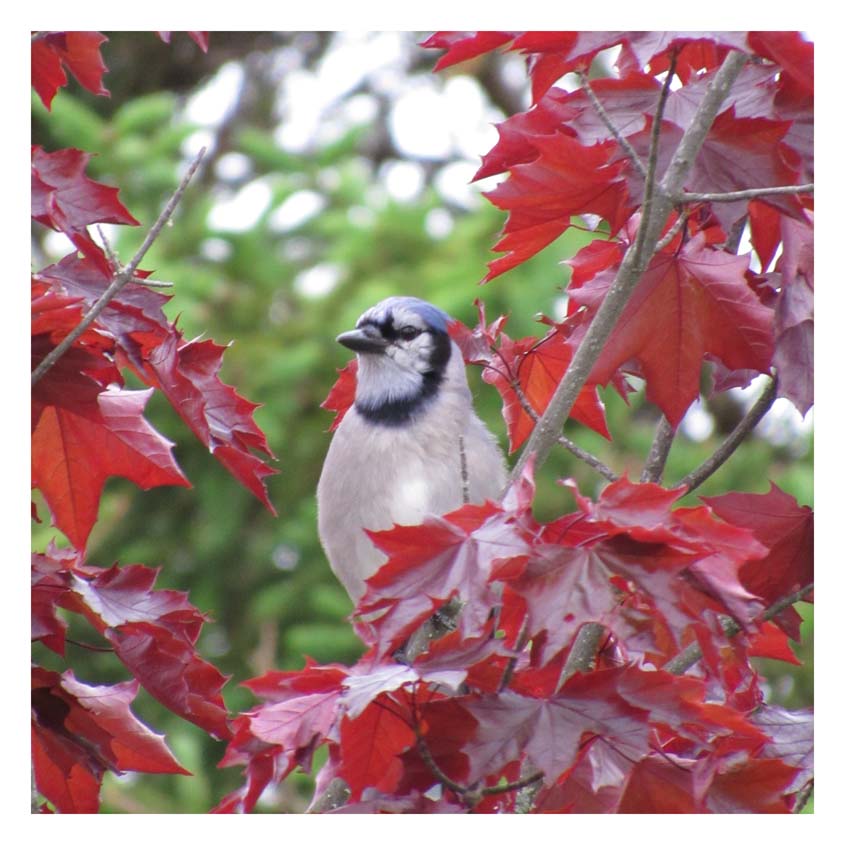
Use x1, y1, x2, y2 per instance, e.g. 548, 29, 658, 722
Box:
317, 296, 507, 605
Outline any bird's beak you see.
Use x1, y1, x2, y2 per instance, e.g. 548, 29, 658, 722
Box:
336, 325, 388, 354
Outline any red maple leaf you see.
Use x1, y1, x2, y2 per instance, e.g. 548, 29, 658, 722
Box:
419, 31, 517, 71
321, 359, 358, 431
31, 146, 139, 272
463, 672, 651, 784
31, 385, 190, 549
138, 333, 278, 514
359, 501, 532, 654
703, 484, 813, 636
31, 31, 110, 110
35, 256, 278, 511
482, 134, 632, 281
474, 319, 610, 453
107, 622, 231, 740
569, 234, 774, 427
32, 666, 188, 813
339, 696, 416, 799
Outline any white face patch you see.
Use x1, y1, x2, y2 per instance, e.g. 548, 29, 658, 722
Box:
350, 297, 453, 418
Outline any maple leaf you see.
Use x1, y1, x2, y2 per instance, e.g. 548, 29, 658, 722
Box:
321, 359, 358, 431
35, 255, 278, 511
748, 31, 813, 97
750, 705, 813, 793
419, 31, 516, 70
463, 672, 652, 784
464, 314, 610, 453
568, 234, 774, 427
338, 696, 416, 799
31, 549, 233, 742
705, 755, 801, 813
157, 31, 210, 52
506, 477, 767, 659
107, 621, 232, 740
31, 385, 190, 549
482, 135, 632, 281
31, 146, 139, 272
626, 110, 802, 233
772, 213, 814, 414
32, 666, 188, 813
703, 484, 813, 636
31, 31, 109, 110
358, 500, 532, 654
616, 753, 700, 812
137, 333, 278, 515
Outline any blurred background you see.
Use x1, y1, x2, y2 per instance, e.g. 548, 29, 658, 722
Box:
31, 31, 813, 812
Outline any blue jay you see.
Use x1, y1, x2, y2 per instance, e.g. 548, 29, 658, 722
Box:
317, 296, 507, 604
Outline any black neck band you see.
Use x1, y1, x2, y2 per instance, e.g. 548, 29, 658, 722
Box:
355, 370, 443, 427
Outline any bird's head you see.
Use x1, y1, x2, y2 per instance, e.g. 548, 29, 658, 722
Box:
337, 296, 455, 425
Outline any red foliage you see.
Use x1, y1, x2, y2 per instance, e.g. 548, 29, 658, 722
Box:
215, 32, 812, 815
30, 32, 259, 812
32, 30, 813, 814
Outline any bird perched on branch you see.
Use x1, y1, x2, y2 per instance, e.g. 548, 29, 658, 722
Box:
317, 296, 507, 605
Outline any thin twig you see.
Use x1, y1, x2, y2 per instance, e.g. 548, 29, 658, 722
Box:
31, 147, 207, 386
482, 770, 545, 796
653, 209, 690, 253
580, 75, 647, 181
675, 183, 814, 204
641, 415, 675, 483
662, 583, 813, 676
511, 374, 619, 483
508, 50, 749, 486
674, 376, 778, 493
414, 725, 544, 806
96, 225, 118, 265
66, 637, 114, 653
633, 48, 678, 266
794, 780, 814, 814
459, 435, 469, 504
414, 728, 475, 798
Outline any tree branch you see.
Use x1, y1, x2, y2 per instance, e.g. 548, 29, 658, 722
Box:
674, 375, 778, 493
662, 583, 813, 676
558, 435, 619, 482
641, 415, 675, 483
556, 622, 606, 692
31, 147, 207, 386
508, 374, 619, 483
652, 209, 690, 253
674, 183, 814, 204
508, 50, 749, 486
580, 75, 647, 181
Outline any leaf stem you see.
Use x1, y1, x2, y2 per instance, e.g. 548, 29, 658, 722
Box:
31, 147, 206, 386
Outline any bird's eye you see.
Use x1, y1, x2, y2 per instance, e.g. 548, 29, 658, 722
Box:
398, 326, 421, 341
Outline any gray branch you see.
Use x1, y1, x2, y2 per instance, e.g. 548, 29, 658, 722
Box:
31, 147, 207, 386
675, 183, 814, 204
675, 376, 778, 494
641, 415, 675, 483
662, 583, 814, 676
508, 50, 749, 486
